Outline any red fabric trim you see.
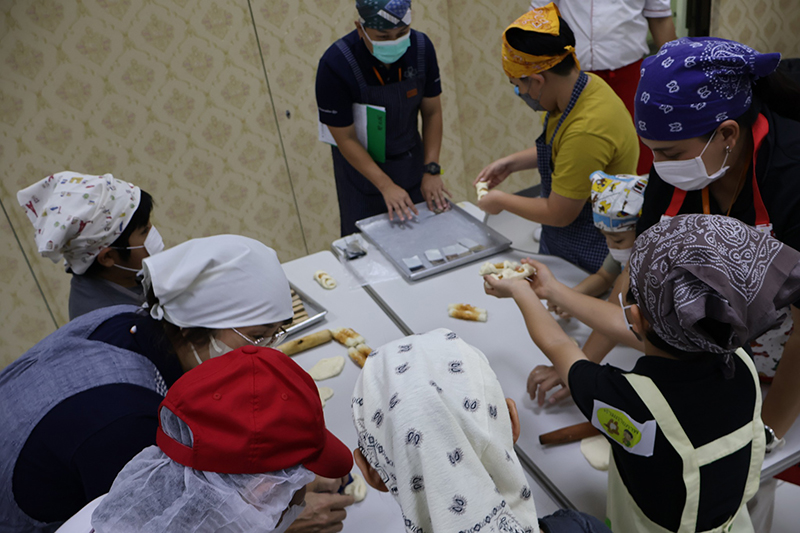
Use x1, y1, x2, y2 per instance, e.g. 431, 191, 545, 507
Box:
664, 188, 688, 218
751, 114, 770, 228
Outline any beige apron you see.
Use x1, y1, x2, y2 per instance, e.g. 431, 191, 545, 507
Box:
606, 349, 765, 533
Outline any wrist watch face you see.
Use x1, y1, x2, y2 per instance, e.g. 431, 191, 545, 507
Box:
424, 162, 441, 175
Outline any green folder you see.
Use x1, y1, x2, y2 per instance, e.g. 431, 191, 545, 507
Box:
318, 104, 386, 163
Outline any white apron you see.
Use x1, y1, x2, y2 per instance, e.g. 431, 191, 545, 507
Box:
606, 349, 765, 533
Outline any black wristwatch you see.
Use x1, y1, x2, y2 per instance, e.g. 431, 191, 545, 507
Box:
423, 162, 441, 175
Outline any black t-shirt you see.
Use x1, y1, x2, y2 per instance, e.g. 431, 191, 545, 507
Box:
637, 105, 800, 270
316, 29, 442, 128
13, 311, 182, 523
568, 355, 757, 531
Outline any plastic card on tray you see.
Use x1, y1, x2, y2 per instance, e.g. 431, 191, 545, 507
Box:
355, 200, 512, 281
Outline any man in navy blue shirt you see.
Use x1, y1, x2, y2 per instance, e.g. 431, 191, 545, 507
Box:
316, 0, 447, 235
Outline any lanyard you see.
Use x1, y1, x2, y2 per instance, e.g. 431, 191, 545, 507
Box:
372, 66, 402, 86
662, 114, 772, 234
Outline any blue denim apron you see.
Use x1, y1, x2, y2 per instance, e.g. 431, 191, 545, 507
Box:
332, 34, 428, 236
537, 72, 608, 273
0, 305, 166, 532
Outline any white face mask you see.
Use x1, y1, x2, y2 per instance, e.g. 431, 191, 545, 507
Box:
111, 226, 165, 273
652, 131, 730, 191
608, 247, 632, 267
191, 335, 234, 366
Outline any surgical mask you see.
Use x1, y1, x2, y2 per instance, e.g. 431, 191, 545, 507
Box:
652, 131, 731, 191
191, 335, 234, 366
361, 24, 411, 64
272, 503, 305, 533
515, 80, 546, 112
608, 247, 632, 267
110, 226, 165, 273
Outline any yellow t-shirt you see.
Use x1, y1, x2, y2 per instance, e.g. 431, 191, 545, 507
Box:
545, 73, 639, 200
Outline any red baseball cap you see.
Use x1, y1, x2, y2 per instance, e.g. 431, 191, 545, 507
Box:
156, 345, 353, 478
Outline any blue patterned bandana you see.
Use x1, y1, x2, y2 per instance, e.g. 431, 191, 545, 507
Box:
634, 37, 781, 141
629, 215, 800, 354
356, 0, 412, 30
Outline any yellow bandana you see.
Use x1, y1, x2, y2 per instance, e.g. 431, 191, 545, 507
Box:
501, 3, 580, 79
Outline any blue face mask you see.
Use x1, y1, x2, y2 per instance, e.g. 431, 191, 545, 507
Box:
361, 24, 411, 64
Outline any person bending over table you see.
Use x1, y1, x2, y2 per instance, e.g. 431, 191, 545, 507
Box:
0, 235, 351, 533
474, 3, 638, 273
485, 214, 800, 532
17, 172, 162, 320
61, 345, 353, 533
351, 328, 612, 533
316, 0, 448, 236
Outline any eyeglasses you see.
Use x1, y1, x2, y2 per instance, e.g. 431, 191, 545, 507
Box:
618, 292, 635, 333
232, 326, 288, 349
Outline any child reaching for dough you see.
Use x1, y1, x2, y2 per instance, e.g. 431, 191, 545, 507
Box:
485, 214, 800, 532
548, 172, 646, 319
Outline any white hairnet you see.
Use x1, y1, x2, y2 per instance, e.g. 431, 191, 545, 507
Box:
351, 329, 539, 532
91, 407, 315, 533
16, 172, 141, 274
141, 234, 293, 328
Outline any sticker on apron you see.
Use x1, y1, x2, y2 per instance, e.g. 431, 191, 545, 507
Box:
591, 399, 656, 457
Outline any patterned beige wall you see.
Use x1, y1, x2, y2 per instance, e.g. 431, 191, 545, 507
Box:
0, 0, 544, 366
710, 0, 800, 57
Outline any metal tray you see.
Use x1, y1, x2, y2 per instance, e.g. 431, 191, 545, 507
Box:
285, 283, 327, 337
355, 201, 512, 281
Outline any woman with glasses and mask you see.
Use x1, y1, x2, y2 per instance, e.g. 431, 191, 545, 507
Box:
316, 0, 448, 235
473, 3, 639, 273
0, 235, 299, 532
17, 172, 164, 320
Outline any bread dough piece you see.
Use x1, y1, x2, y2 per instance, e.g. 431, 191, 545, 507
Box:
425, 249, 444, 264
448, 303, 488, 322
443, 244, 470, 261
580, 434, 610, 471
318, 386, 334, 408
314, 270, 337, 289
331, 328, 366, 347
344, 473, 368, 502
308, 356, 346, 381
476, 181, 489, 200
348, 344, 372, 368
479, 261, 535, 280
276, 330, 333, 356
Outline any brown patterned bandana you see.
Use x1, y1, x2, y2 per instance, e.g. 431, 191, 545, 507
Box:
629, 214, 800, 354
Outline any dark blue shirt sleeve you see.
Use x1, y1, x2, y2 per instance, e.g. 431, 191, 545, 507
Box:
421, 33, 442, 98
316, 46, 359, 128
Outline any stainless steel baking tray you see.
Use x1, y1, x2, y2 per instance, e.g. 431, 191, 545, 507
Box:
356, 201, 512, 281
285, 283, 327, 336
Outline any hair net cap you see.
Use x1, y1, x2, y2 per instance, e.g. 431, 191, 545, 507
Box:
635, 37, 781, 140
16, 172, 141, 274
590, 171, 648, 232
141, 234, 293, 328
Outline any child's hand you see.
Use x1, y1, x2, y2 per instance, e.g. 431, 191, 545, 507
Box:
521, 258, 559, 300
547, 301, 572, 321
483, 275, 531, 299
527, 365, 572, 406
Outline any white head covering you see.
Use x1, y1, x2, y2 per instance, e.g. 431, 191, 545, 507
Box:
141, 235, 293, 328
352, 329, 539, 533
16, 172, 141, 274
91, 407, 315, 533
